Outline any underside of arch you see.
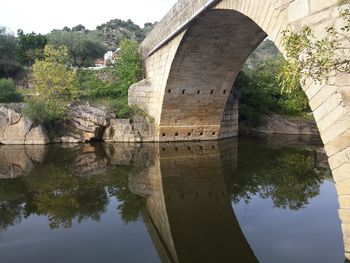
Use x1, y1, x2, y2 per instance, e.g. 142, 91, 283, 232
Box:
158, 9, 267, 141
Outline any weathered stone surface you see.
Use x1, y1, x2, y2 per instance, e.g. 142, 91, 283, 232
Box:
0, 103, 159, 144
336, 179, 350, 196
288, 0, 310, 22
0, 103, 49, 145
240, 114, 319, 136
26, 125, 50, 145
339, 196, 350, 210
104, 115, 156, 142
53, 102, 116, 143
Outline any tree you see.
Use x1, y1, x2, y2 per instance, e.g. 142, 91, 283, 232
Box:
0, 27, 25, 79
72, 24, 86, 32
0, 78, 22, 102
236, 56, 309, 127
0, 27, 18, 61
280, 1, 350, 92
48, 30, 107, 67
17, 30, 48, 67
114, 39, 142, 96
25, 44, 78, 122
62, 26, 71, 32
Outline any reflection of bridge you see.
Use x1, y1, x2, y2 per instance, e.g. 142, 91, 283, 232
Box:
130, 140, 258, 262
0, 139, 348, 261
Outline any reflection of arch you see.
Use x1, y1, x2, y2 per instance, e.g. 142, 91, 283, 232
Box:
130, 140, 258, 262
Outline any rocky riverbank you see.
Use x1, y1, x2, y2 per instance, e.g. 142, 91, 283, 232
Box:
0, 104, 320, 145
239, 114, 320, 137
0, 103, 155, 145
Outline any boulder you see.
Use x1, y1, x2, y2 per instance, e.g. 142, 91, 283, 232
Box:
26, 125, 50, 145
54, 102, 116, 143
0, 103, 50, 145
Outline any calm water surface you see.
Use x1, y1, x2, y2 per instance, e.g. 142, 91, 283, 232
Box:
0, 136, 344, 263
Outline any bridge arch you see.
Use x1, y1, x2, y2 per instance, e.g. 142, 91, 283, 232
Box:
128, 0, 350, 258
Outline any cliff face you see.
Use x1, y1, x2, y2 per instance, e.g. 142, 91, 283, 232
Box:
0, 103, 155, 145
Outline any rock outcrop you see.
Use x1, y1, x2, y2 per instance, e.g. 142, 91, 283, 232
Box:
240, 114, 320, 136
0, 104, 50, 145
0, 103, 155, 145
52, 102, 116, 143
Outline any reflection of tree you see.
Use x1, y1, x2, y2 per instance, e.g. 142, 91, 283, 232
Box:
0, 178, 26, 231
229, 140, 330, 210
106, 167, 144, 223
0, 145, 145, 230
23, 165, 109, 229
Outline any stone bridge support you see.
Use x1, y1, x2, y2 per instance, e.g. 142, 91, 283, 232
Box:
128, 1, 350, 259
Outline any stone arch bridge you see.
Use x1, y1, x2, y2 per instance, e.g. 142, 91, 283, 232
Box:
128, 0, 350, 258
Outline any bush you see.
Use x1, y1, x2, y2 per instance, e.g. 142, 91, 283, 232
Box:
0, 60, 26, 79
236, 56, 309, 127
96, 97, 133, 118
0, 78, 22, 102
23, 99, 64, 124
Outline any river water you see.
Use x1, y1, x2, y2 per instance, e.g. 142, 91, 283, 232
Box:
0, 135, 344, 263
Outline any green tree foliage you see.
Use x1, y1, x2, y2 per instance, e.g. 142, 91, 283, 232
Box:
114, 39, 142, 96
280, 1, 350, 92
71, 24, 86, 32
48, 30, 107, 67
95, 19, 156, 48
0, 78, 22, 102
17, 30, 48, 66
0, 27, 25, 79
24, 44, 78, 123
0, 27, 17, 61
76, 39, 143, 118
236, 55, 309, 127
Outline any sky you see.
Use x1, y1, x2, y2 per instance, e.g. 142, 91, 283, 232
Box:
1, 0, 177, 34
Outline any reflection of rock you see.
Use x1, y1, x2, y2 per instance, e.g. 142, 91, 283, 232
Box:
70, 149, 108, 177
130, 140, 258, 263
0, 104, 50, 145
240, 114, 319, 136
0, 145, 47, 179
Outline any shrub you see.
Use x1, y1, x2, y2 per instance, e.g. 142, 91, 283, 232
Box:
26, 44, 78, 123
23, 99, 63, 124
0, 60, 26, 79
0, 78, 22, 102
236, 56, 309, 127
